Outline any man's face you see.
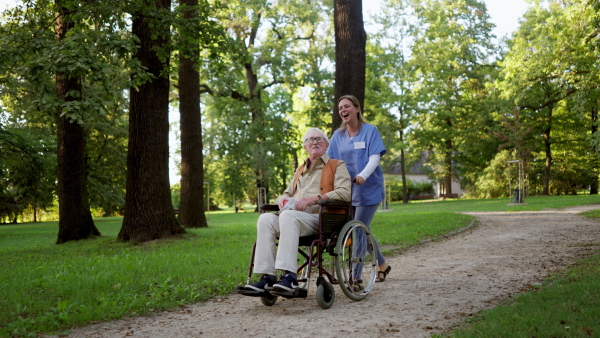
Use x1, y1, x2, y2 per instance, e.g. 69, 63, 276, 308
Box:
303, 132, 328, 158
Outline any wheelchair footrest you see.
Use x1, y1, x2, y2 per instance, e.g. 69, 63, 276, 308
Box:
269, 288, 308, 299
235, 286, 271, 297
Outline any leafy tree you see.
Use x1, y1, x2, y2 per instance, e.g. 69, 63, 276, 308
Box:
406, 0, 497, 196
199, 0, 329, 207
473, 149, 512, 198
54, 0, 100, 243
175, 0, 222, 228
367, 0, 416, 203
498, 1, 600, 195
1, 0, 132, 226
289, 3, 335, 134
119, 0, 185, 242
0, 126, 55, 222
85, 90, 128, 216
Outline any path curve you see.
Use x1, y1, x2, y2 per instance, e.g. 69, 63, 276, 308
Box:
58, 204, 600, 337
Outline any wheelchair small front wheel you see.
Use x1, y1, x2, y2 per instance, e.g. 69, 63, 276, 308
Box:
316, 279, 335, 309
260, 294, 278, 306
335, 220, 378, 301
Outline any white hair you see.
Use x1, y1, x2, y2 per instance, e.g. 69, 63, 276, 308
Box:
302, 127, 329, 143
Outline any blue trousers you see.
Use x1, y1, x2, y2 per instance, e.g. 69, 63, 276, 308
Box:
352, 204, 386, 278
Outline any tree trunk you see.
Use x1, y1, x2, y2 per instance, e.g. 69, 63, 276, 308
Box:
55, 0, 100, 244
246, 64, 267, 211
444, 138, 453, 195
541, 108, 553, 196
400, 147, 408, 204
178, 0, 208, 228
399, 124, 408, 204
591, 105, 598, 195
333, 0, 366, 131
119, 0, 185, 242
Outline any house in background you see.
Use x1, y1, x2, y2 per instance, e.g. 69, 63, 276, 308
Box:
385, 151, 466, 199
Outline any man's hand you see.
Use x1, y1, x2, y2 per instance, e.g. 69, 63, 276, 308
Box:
278, 198, 290, 209
295, 196, 319, 211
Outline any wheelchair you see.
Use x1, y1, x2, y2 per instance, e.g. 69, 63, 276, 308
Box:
235, 199, 379, 309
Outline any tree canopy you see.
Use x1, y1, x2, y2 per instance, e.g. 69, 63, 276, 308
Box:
1, 0, 599, 234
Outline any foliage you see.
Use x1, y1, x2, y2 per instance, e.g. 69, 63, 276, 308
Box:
496, 0, 600, 194
406, 0, 499, 194
0, 126, 55, 222
0, 0, 133, 218
365, 0, 414, 176
471, 150, 512, 199
199, 0, 334, 206
1, 0, 600, 222
387, 178, 434, 201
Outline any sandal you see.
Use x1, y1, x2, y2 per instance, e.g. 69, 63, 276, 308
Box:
348, 278, 363, 292
350, 278, 364, 292
376, 266, 391, 282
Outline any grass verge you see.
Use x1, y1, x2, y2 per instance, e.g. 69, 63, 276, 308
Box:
446, 253, 600, 337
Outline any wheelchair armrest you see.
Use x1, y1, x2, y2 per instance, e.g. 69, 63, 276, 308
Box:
260, 204, 280, 213
318, 200, 349, 208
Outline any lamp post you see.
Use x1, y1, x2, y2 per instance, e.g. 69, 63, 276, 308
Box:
508, 160, 524, 203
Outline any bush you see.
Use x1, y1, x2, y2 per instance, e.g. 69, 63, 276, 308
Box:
472, 150, 512, 198
387, 179, 434, 201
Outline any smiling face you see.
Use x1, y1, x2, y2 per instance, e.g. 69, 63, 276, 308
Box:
303, 129, 329, 161
338, 98, 360, 125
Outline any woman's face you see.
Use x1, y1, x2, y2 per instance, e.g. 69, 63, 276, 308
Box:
338, 98, 359, 124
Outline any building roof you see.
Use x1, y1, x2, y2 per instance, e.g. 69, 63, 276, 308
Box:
386, 151, 432, 175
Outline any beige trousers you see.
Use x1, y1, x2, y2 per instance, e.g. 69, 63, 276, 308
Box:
252, 210, 319, 276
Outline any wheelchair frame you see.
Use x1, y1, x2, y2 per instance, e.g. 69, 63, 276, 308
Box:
236, 200, 379, 309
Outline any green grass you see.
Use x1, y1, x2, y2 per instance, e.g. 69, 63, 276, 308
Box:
1, 195, 599, 337
447, 254, 600, 337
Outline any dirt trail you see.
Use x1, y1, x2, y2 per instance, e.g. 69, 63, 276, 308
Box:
58, 204, 600, 337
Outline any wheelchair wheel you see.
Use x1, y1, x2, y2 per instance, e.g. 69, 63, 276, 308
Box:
335, 220, 378, 301
316, 278, 335, 309
260, 294, 278, 306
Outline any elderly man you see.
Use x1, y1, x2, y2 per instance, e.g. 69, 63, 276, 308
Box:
244, 127, 351, 292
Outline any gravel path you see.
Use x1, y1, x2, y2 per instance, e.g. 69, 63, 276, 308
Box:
58, 204, 600, 337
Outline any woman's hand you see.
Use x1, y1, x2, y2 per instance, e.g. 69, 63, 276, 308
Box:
353, 176, 366, 185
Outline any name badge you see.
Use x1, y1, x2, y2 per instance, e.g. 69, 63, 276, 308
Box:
354, 142, 366, 149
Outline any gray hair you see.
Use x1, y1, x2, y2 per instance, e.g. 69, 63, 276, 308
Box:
302, 127, 329, 143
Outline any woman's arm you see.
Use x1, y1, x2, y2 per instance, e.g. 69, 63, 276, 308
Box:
355, 154, 380, 185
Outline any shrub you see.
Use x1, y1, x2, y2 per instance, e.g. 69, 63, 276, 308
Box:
387, 179, 434, 201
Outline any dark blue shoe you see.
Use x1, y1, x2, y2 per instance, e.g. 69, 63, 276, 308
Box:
245, 275, 276, 291
272, 274, 298, 292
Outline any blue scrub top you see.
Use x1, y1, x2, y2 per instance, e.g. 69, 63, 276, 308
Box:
327, 123, 386, 206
